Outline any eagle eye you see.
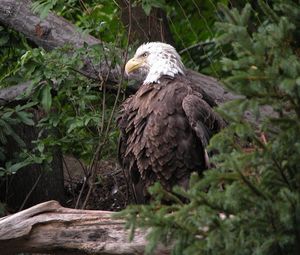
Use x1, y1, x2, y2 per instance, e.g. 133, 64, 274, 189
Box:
140, 52, 149, 58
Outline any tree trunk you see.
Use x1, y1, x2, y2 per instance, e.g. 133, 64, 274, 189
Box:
0, 200, 169, 255
118, 0, 174, 44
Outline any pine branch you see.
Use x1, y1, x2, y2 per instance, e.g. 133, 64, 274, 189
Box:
257, 0, 280, 23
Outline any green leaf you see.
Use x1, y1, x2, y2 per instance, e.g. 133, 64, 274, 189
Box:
16, 111, 34, 126
40, 83, 52, 112
18, 102, 38, 111
37, 142, 45, 153
142, 2, 152, 15
9, 129, 26, 147
6, 161, 31, 174
31, 0, 58, 19
141, 0, 166, 16
0, 34, 9, 46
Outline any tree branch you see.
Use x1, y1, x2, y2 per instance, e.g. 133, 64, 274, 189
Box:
0, 0, 98, 49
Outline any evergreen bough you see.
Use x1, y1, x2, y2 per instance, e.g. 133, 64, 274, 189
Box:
119, 1, 300, 254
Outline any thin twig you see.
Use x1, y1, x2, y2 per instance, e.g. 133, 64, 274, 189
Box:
100, 82, 106, 133
75, 176, 87, 209
62, 156, 75, 199
19, 172, 42, 211
69, 67, 99, 81
179, 41, 216, 54
75, 157, 88, 178
116, 0, 134, 205
80, 0, 133, 209
81, 67, 113, 209
81, 161, 99, 209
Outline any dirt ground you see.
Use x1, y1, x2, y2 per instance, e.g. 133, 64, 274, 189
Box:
63, 156, 134, 211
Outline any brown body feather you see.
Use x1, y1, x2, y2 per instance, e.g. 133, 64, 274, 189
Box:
118, 75, 225, 203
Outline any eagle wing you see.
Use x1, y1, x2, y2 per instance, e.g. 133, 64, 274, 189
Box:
182, 93, 226, 148
117, 96, 149, 204
118, 79, 226, 204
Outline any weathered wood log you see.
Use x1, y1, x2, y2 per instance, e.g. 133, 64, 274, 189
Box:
0, 200, 169, 255
0, 0, 236, 106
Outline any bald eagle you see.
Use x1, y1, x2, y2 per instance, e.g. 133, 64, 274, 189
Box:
118, 42, 225, 203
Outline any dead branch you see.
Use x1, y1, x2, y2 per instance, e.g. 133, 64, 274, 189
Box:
0, 200, 169, 255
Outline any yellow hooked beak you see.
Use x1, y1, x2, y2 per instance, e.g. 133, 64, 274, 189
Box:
125, 57, 144, 75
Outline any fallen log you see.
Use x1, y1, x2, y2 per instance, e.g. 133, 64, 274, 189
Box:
0, 200, 169, 254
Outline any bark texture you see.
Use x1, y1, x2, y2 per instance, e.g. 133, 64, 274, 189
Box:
0, 0, 98, 50
0, 200, 169, 255
0, 81, 33, 106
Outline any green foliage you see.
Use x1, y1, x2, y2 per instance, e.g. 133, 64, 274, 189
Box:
0, 103, 36, 177
119, 1, 300, 254
134, 0, 167, 16
24, 43, 121, 159
0, 0, 124, 183
166, 0, 228, 75
1, 4, 299, 254
32, 0, 125, 42
0, 26, 30, 86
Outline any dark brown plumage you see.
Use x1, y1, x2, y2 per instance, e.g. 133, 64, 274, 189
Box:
118, 74, 225, 203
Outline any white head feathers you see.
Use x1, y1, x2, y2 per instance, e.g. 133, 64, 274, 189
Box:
125, 42, 185, 85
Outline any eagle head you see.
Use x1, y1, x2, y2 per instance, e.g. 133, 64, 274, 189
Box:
125, 42, 185, 85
